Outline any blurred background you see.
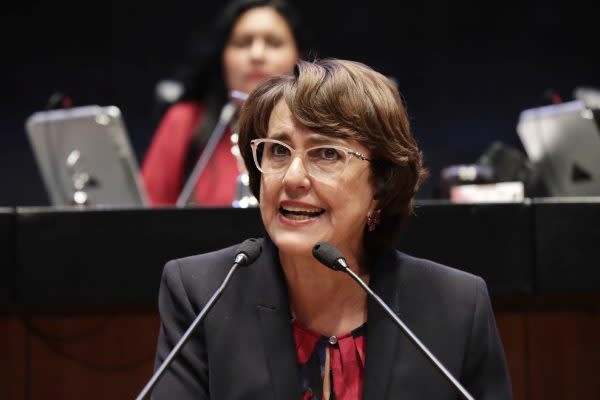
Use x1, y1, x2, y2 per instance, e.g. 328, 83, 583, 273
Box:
2, 0, 599, 206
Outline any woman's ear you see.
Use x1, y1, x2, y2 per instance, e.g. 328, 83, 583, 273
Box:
370, 159, 389, 200
370, 197, 380, 211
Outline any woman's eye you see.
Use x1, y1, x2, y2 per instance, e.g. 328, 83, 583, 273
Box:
265, 35, 284, 48
271, 143, 290, 157
321, 147, 341, 160
229, 35, 252, 48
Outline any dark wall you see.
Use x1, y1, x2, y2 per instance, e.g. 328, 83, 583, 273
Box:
3, 1, 598, 205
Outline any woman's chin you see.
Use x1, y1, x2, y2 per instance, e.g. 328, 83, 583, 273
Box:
271, 232, 321, 258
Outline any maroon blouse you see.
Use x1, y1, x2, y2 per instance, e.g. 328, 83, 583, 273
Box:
292, 320, 366, 400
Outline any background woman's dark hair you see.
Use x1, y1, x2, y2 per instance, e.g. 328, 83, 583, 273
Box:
174, 0, 307, 181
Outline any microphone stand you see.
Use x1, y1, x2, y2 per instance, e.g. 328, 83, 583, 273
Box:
134, 260, 242, 400
175, 101, 238, 207
339, 262, 476, 400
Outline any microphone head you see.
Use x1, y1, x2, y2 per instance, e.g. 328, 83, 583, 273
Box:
229, 90, 249, 104
235, 238, 262, 266
312, 242, 346, 271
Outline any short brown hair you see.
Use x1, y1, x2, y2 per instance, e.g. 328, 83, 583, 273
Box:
238, 58, 428, 254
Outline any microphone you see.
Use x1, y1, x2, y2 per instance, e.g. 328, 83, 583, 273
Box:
135, 238, 262, 400
229, 89, 249, 104
312, 242, 475, 400
233, 237, 262, 265
312, 242, 348, 270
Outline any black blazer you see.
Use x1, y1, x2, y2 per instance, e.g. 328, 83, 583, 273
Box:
153, 238, 512, 399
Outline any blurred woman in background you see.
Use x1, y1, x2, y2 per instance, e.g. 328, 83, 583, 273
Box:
142, 0, 304, 206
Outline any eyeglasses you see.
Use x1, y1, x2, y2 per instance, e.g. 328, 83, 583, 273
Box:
250, 138, 371, 180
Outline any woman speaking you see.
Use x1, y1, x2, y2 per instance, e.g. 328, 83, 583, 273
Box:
153, 59, 512, 399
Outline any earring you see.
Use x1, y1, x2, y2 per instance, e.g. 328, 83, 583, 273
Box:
367, 209, 381, 232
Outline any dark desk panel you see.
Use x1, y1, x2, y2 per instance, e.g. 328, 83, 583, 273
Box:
534, 199, 600, 292
0, 208, 15, 302
399, 202, 533, 294
19, 200, 600, 305
16, 207, 264, 305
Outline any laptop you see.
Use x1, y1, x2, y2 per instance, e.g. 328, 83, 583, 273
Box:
25, 105, 148, 207
516, 100, 600, 197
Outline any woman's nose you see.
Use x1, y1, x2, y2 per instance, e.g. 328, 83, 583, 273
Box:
282, 156, 311, 190
249, 39, 266, 61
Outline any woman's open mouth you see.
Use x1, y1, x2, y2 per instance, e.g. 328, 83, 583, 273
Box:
279, 206, 325, 221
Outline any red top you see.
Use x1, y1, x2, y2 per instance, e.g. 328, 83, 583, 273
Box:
292, 320, 366, 400
141, 102, 239, 206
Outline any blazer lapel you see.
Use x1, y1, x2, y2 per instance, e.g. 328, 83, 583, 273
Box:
363, 251, 403, 400
254, 239, 302, 400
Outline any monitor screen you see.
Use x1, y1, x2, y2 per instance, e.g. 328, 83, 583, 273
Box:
25, 105, 148, 207
517, 100, 600, 197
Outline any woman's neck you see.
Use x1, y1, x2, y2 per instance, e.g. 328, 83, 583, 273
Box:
279, 251, 370, 337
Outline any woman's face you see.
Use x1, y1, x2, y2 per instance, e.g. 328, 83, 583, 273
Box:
223, 7, 298, 97
259, 100, 378, 261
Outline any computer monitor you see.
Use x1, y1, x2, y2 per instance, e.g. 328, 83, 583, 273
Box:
517, 100, 600, 197
25, 105, 148, 207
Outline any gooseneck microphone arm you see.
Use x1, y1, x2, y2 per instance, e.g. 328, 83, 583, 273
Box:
339, 263, 474, 400
175, 101, 238, 207
175, 90, 248, 207
135, 239, 262, 400
312, 242, 475, 400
